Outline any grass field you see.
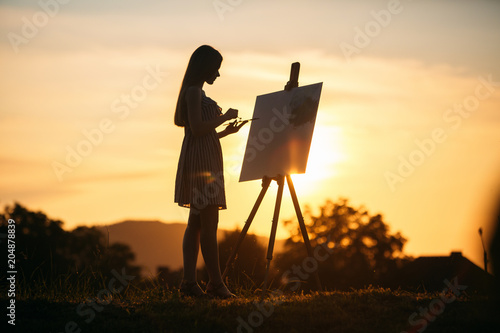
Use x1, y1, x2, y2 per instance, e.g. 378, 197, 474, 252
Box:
6, 282, 500, 333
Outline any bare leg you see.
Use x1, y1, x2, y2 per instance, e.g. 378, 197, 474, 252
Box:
199, 205, 235, 298
182, 209, 201, 282
199, 205, 223, 285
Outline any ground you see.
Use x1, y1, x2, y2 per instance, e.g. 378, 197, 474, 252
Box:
9, 287, 500, 333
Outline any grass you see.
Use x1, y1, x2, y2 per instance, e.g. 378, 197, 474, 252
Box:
5, 276, 500, 333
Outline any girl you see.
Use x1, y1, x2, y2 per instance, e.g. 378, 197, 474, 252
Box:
174, 45, 246, 298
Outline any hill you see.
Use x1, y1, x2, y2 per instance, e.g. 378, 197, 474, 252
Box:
99, 220, 286, 275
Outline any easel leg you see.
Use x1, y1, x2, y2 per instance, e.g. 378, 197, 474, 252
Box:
286, 175, 323, 291
222, 177, 272, 281
261, 175, 285, 299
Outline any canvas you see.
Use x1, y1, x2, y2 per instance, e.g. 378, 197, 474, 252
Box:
239, 82, 323, 182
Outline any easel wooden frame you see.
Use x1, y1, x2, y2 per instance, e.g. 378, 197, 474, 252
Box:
222, 63, 322, 298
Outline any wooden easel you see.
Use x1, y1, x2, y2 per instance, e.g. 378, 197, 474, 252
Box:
222, 63, 322, 298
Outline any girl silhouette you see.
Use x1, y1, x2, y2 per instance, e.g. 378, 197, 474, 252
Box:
174, 45, 246, 298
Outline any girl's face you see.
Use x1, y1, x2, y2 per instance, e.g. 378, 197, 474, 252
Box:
206, 66, 220, 85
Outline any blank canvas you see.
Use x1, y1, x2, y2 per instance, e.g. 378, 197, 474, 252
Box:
239, 82, 323, 182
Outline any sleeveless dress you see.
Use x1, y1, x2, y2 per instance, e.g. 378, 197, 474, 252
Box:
174, 91, 227, 210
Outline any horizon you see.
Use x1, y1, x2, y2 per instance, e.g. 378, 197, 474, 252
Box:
69, 217, 487, 274
1, 0, 500, 272
50, 215, 495, 268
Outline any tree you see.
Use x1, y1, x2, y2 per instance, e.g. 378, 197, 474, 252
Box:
66, 226, 140, 278
0, 203, 140, 287
275, 198, 410, 291
0, 203, 71, 280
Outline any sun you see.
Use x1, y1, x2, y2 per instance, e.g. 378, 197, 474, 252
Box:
289, 125, 345, 196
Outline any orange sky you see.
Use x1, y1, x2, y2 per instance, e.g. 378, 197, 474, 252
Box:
1, 0, 500, 270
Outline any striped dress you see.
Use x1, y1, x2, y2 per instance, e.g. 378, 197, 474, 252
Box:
174, 91, 227, 211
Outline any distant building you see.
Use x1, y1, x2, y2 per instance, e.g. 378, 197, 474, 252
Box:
393, 251, 494, 294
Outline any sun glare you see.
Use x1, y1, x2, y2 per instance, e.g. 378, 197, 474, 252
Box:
290, 125, 344, 195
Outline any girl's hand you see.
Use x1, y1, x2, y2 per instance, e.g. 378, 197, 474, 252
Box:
225, 119, 248, 135
224, 108, 238, 120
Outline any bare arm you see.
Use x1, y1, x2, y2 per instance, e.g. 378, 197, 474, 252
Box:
186, 86, 237, 137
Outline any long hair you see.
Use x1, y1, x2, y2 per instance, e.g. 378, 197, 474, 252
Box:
174, 45, 223, 127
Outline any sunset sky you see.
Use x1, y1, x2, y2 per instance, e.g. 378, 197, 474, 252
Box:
1, 0, 499, 270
